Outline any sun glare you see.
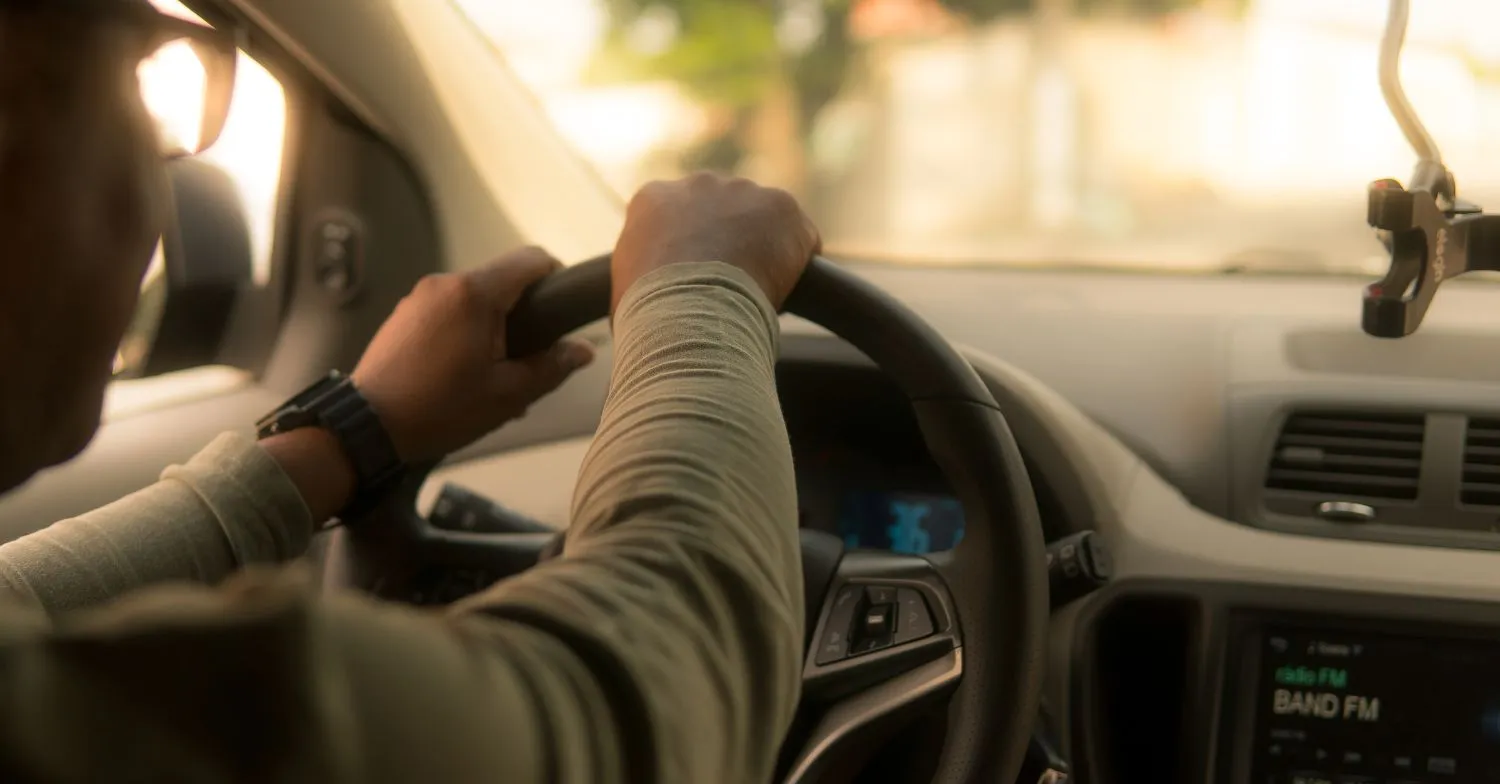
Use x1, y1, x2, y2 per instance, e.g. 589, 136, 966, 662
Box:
139, 0, 287, 285
137, 40, 206, 154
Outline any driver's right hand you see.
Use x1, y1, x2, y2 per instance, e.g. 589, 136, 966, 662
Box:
350, 246, 595, 465
611, 172, 821, 313
350, 172, 818, 466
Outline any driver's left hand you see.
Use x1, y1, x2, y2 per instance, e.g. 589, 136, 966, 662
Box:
351, 246, 595, 463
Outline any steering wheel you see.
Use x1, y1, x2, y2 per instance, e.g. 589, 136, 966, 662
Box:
327, 255, 1049, 783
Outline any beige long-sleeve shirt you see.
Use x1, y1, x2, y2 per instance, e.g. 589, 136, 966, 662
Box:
0, 262, 802, 783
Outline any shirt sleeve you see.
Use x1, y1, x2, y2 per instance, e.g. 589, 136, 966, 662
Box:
0, 432, 316, 612
0, 262, 803, 784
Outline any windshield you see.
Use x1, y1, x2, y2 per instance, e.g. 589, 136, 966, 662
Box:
452, 0, 1500, 273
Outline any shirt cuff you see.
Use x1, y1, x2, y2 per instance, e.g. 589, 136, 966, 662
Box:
161, 432, 315, 565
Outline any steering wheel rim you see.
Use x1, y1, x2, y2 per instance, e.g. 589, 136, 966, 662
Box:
336, 255, 1049, 783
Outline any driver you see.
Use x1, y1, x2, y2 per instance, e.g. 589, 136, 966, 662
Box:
0, 3, 814, 782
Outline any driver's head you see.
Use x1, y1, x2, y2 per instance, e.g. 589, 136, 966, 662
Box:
0, 1, 230, 492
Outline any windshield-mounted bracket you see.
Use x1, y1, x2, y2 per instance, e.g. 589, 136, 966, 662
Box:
1362, 0, 1500, 337
1363, 178, 1500, 337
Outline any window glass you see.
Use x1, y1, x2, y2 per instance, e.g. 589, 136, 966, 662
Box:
144, 0, 286, 284
453, 0, 1500, 273
114, 1, 287, 380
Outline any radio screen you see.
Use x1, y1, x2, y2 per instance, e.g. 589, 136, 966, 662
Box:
1251, 626, 1500, 783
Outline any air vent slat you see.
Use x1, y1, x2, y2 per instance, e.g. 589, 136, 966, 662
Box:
1277, 434, 1422, 457
1282, 416, 1425, 439
1462, 485, 1500, 506
1465, 429, 1500, 448
1462, 418, 1500, 506
1267, 470, 1418, 498
1272, 452, 1420, 475
1463, 463, 1500, 480
1264, 411, 1425, 502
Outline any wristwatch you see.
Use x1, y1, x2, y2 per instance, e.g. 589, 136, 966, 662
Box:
256, 370, 405, 521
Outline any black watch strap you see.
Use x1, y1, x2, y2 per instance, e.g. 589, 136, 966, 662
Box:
256, 371, 404, 521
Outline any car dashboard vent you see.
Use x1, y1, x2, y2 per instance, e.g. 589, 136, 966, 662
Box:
1265, 412, 1425, 501
1462, 418, 1500, 506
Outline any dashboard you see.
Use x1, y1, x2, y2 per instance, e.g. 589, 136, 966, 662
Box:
416, 262, 1500, 784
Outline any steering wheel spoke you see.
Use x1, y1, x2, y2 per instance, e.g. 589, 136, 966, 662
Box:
783, 550, 963, 783
804, 550, 958, 696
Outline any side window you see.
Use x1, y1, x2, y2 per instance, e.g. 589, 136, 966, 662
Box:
111, 1, 287, 397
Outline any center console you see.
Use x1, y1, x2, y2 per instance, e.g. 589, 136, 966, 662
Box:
1232, 619, 1500, 783
1072, 582, 1500, 784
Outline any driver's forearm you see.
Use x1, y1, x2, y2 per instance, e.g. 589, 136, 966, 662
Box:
0, 262, 801, 783
0, 433, 316, 612
455, 261, 803, 782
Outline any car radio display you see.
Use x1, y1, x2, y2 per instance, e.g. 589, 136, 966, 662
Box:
1250, 625, 1500, 783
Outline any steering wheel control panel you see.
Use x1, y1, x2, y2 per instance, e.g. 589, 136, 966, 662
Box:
815, 582, 936, 665
1235, 618, 1500, 783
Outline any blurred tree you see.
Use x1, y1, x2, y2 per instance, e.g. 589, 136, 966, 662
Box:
586, 0, 1218, 187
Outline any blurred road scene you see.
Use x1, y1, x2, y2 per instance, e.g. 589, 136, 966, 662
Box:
457, 0, 1500, 273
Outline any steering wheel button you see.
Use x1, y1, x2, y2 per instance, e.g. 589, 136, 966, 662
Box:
866, 585, 897, 604
815, 585, 864, 665
816, 629, 848, 664
832, 585, 860, 612
893, 588, 935, 644
861, 604, 894, 637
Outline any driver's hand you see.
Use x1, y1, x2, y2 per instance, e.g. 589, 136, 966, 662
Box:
351, 247, 595, 463
611, 172, 820, 312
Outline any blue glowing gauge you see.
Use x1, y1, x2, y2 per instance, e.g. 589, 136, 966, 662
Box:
837, 491, 965, 554
1482, 704, 1500, 741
